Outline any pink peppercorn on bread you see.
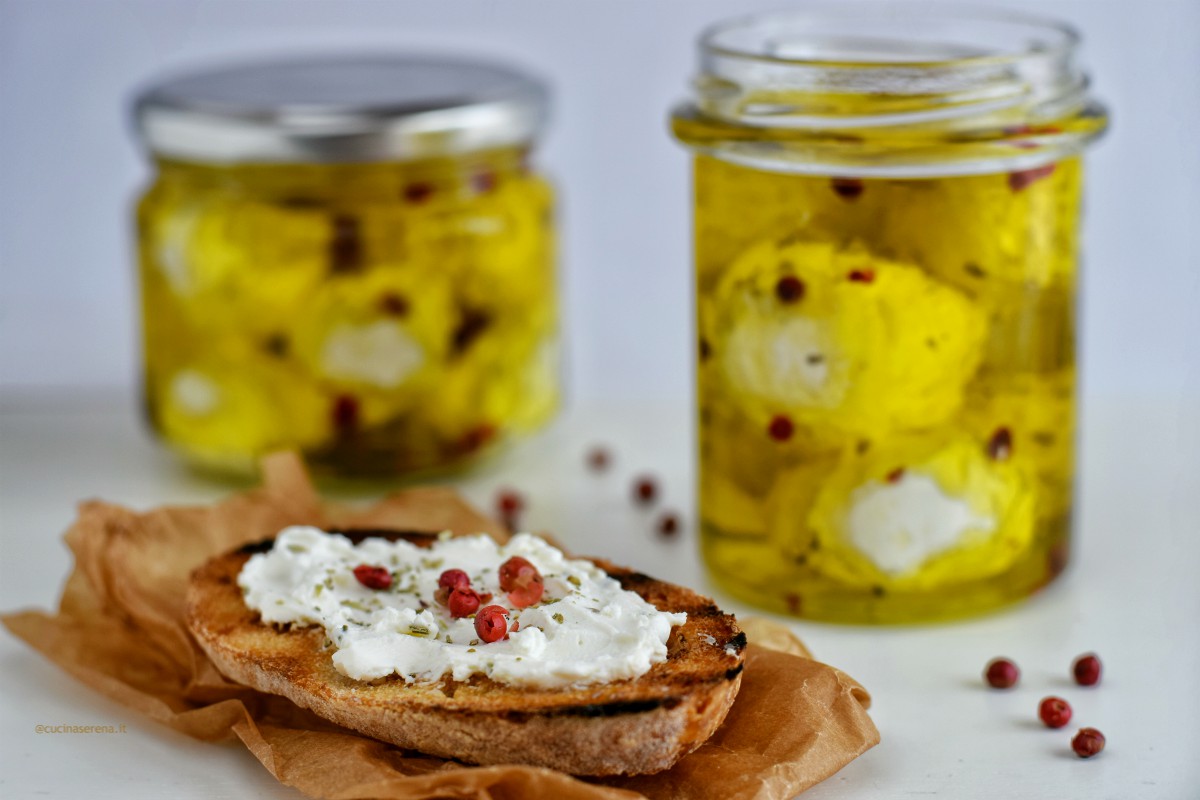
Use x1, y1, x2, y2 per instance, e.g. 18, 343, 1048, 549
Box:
185, 529, 746, 776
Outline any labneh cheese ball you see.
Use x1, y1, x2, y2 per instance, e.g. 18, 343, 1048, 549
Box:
702, 240, 987, 443
153, 360, 329, 462
806, 433, 1034, 588
145, 193, 331, 336
875, 161, 1082, 300
291, 268, 455, 423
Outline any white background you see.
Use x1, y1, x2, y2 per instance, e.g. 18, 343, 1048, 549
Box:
1, 0, 1199, 408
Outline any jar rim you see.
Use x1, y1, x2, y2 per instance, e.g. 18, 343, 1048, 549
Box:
699, 4, 1081, 70
132, 53, 549, 165
673, 4, 1108, 177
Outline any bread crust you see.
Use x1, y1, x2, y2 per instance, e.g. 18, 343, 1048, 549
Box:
185, 530, 745, 776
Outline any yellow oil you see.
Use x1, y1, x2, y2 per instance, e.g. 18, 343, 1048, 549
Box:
690, 154, 1080, 623
136, 150, 558, 478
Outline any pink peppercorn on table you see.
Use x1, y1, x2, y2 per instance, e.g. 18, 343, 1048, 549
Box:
2, 390, 1198, 798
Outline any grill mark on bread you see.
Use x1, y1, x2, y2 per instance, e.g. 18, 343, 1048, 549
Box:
331, 528, 441, 546
238, 529, 441, 556
237, 539, 276, 555
613, 574, 725, 617
613, 571, 655, 592
497, 696, 685, 721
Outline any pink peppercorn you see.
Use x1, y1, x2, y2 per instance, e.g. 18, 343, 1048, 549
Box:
767, 415, 795, 442
984, 657, 1020, 689
1038, 696, 1073, 729
1073, 653, 1102, 686
1072, 728, 1106, 758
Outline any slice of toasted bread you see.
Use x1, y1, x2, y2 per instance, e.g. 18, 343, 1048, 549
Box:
185, 530, 746, 776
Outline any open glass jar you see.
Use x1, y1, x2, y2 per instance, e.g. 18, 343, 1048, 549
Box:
672, 6, 1108, 622
133, 56, 558, 479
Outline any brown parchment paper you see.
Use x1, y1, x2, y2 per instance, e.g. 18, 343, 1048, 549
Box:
2, 452, 879, 800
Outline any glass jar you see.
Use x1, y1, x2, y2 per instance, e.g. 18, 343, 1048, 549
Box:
671, 6, 1108, 622
132, 56, 558, 478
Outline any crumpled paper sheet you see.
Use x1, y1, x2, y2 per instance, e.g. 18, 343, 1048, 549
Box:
3, 452, 879, 800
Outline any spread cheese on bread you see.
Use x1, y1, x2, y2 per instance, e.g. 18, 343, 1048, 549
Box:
187, 529, 745, 775
238, 526, 687, 687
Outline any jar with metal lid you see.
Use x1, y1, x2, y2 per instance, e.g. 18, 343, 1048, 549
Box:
132, 55, 558, 478
671, 6, 1108, 622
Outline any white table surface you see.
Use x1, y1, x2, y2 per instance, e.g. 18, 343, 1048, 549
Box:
2, 391, 1198, 799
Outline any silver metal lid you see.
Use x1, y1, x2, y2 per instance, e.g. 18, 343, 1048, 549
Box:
132, 54, 549, 164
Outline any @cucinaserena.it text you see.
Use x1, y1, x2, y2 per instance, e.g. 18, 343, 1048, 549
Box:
35, 723, 127, 734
